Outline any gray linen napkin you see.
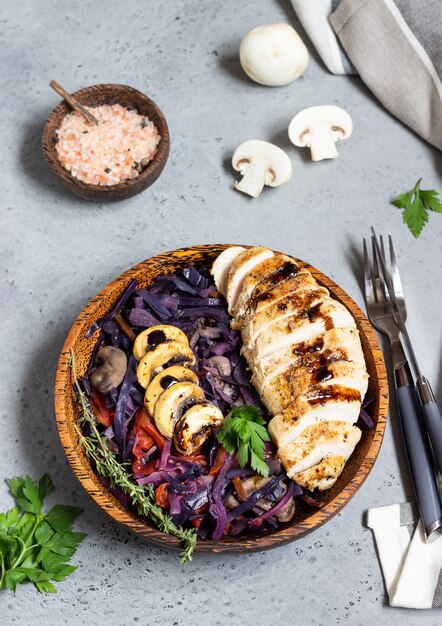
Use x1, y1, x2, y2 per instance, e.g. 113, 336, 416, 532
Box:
291, 0, 442, 151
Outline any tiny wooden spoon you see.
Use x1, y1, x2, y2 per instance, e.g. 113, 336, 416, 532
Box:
49, 80, 99, 125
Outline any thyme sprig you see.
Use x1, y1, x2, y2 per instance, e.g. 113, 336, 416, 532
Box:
69, 350, 197, 564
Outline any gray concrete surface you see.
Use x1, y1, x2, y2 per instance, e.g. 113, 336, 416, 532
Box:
1, 0, 441, 624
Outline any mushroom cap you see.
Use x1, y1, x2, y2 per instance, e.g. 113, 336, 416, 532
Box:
133, 324, 188, 361
174, 402, 224, 455
288, 105, 353, 147
90, 346, 127, 394
232, 140, 292, 187
154, 382, 205, 439
240, 22, 309, 86
144, 365, 199, 416
136, 340, 196, 389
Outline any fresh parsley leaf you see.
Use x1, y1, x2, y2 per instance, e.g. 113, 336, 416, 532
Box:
0, 507, 20, 530
217, 405, 270, 477
392, 178, 442, 238
0, 475, 85, 594
38, 475, 54, 502
45, 505, 83, 533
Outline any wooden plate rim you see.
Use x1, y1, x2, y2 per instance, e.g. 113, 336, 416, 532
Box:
54, 244, 388, 554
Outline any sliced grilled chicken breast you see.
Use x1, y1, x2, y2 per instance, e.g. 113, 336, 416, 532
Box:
256, 362, 368, 415
293, 456, 347, 491
268, 389, 363, 448
210, 246, 368, 493
225, 247, 274, 314
212, 246, 246, 297
278, 421, 362, 479
245, 297, 356, 361
252, 327, 366, 388
237, 263, 322, 321
230, 253, 292, 319
241, 287, 327, 346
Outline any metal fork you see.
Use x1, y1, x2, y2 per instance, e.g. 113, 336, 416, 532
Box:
364, 236, 442, 540
376, 234, 442, 476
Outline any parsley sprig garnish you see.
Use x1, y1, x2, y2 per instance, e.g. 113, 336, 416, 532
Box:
217, 406, 270, 477
0, 474, 85, 593
70, 350, 196, 564
392, 178, 442, 238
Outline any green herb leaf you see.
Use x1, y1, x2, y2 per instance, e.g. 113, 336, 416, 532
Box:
0, 476, 85, 594
45, 505, 83, 533
216, 406, 270, 477
38, 475, 54, 502
0, 507, 20, 530
392, 179, 442, 238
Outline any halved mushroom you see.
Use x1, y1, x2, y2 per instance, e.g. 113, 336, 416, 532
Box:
232, 140, 292, 198
288, 106, 353, 161
154, 382, 205, 438
90, 346, 127, 394
136, 340, 196, 389
133, 325, 189, 361
144, 365, 199, 416
173, 402, 224, 455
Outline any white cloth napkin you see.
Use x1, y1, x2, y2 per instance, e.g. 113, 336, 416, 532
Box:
367, 502, 442, 608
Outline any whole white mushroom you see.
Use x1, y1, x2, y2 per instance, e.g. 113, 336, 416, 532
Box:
239, 23, 309, 87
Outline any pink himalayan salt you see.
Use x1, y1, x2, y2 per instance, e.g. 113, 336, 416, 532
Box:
55, 103, 161, 186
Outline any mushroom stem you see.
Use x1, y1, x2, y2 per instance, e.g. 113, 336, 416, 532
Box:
235, 162, 269, 198
309, 131, 339, 161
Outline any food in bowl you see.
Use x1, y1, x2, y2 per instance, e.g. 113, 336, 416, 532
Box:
72, 248, 373, 561
55, 103, 161, 185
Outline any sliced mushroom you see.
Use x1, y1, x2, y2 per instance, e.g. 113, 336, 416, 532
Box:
144, 365, 199, 416
154, 382, 205, 438
174, 402, 224, 455
239, 23, 309, 86
90, 346, 127, 394
133, 324, 189, 361
288, 105, 353, 161
136, 340, 196, 389
206, 356, 232, 377
275, 496, 295, 523
232, 140, 292, 198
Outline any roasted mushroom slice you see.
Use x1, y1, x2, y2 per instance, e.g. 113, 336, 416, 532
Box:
144, 365, 199, 416
174, 402, 224, 455
133, 324, 189, 361
90, 346, 127, 394
136, 340, 196, 389
154, 382, 205, 438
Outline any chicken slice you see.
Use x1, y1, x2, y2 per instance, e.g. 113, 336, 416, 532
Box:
293, 456, 347, 491
256, 361, 368, 415
226, 247, 274, 314
231, 254, 297, 319
277, 421, 362, 479
268, 389, 363, 448
241, 287, 327, 346
211, 246, 246, 297
244, 297, 356, 361
242, 268, 322, 319
252, 327, 365, 389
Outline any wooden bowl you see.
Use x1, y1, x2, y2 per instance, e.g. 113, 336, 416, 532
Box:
54, 244, 388, 554
42, 84, 170, 202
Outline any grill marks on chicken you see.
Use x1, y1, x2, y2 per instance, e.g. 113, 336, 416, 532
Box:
212, 246, 368, 492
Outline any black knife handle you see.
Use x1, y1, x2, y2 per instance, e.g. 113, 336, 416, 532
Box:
395, 367, 442, 540
417, 377, 442, 477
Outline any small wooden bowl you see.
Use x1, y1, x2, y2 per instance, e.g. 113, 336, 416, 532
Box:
55, 245, 388, 554
42, 84, 170, 202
